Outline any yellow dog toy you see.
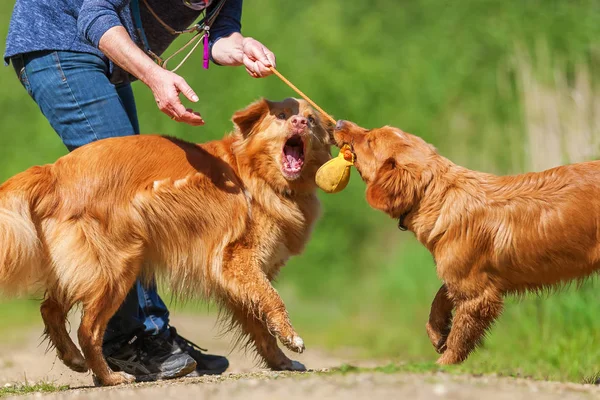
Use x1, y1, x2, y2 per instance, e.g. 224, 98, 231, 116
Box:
316, 145, 354, 193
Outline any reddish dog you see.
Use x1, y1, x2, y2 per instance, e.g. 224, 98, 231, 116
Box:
334, 119, 600, 365
0, 98, 332, 385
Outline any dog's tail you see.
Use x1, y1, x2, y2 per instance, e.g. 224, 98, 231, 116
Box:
0, 165, 54, 295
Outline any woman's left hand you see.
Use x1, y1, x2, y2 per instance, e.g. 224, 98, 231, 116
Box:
211, 33, 276, 78
240, 37, 276, 77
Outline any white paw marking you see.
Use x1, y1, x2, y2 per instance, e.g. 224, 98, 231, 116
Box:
120, 371, 136, 383
293, 336, 305, 352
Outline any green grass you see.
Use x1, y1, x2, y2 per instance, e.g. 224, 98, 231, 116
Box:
0, 299, 41, 333
0, 382, 69, 398
328, 362, 446, 376
329, 361, 600, 384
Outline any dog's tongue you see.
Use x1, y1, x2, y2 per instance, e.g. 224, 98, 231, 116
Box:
285, 146, 303, 169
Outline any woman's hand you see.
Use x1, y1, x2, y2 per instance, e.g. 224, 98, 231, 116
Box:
145, 66, 205, 126
211, 32, 276, 78
241, 36, 277, 77
99, 26, 204, 126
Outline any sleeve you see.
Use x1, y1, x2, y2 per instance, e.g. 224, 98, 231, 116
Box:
77, 0, 130, 48
208, 0, 242, 49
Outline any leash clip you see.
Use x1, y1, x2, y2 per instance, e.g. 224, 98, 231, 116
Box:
202, 25, 210, 69
398, 213, 409, 231
398, 219, 407, 231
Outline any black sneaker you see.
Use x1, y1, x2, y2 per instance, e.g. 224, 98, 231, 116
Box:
168, 326, 229, 376
103, 333, 197, 382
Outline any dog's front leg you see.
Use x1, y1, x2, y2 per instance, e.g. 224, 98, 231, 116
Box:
426, 284, 453, 354
226, 301, 305, 371
436, 286, 503, 365
219, 253, 305, 365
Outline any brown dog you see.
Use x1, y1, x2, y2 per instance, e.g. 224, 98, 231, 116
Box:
0, 98, 332, 386
334, 119, 600, 365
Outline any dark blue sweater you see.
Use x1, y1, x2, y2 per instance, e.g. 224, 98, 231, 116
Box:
4, 0, 242, 69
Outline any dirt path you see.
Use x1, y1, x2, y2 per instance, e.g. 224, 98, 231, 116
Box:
1, 313, 599, 399
0, 313, 356, 387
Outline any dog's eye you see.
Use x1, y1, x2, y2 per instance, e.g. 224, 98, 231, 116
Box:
308, 116, 315, 124
277, 112, 286, 120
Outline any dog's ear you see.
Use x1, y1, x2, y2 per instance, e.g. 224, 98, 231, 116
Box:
366, 158, 417, 218
317, 113, 336, 145
232, 98, 269, 136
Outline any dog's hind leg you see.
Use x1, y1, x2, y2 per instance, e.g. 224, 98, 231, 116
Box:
426, 284, 454, 354
40, 296, 88, 373
75, 258, 143, 386
77, 284, 138, 386
436, 287, 503, 365
227, 302, 305, 371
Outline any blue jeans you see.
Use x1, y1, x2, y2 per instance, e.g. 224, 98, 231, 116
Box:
12, 50, 170, 345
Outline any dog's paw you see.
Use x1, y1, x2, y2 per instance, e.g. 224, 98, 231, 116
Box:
119, 371, 136, 383
426, 322, 448, 354
282, 335, 305, 354
94, 371, 136, 386
436, 351, 465, 365
62, 354, 89, 373
435, 339, 448, 354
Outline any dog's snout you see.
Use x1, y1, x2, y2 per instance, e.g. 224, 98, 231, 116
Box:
335, 120, 346, 131
291, 116, 307, 128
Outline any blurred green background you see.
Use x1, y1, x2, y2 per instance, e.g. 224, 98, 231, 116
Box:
1, 0, 600, 383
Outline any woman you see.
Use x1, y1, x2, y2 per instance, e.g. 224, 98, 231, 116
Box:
4, 0, 276, 382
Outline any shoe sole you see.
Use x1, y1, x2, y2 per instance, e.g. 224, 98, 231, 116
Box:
95, 359, 197, 386
184, 365, 229, 378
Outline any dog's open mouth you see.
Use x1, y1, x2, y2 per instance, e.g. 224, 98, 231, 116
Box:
282, 134, 305, 180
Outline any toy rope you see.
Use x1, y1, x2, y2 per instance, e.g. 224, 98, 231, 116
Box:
268, 67, 336, 126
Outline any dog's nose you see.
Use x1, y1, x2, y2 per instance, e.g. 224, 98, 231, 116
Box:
335, 120, 346, 130
291, 116, 307, 128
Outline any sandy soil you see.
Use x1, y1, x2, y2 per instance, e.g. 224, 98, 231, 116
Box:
1, 314, 599, 400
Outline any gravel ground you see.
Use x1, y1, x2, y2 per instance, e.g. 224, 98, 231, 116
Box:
2, 314, 599, 400
6, 371, 600, 400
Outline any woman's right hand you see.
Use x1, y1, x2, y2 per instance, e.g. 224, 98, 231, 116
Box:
145, 66, 205, 126
99, 26, 205, 126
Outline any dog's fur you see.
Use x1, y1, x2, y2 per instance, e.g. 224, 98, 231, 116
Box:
334, 120, 600, 365
0, 98, 332, 385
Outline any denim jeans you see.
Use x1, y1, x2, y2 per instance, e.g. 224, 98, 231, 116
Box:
12, 50, 170, 345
